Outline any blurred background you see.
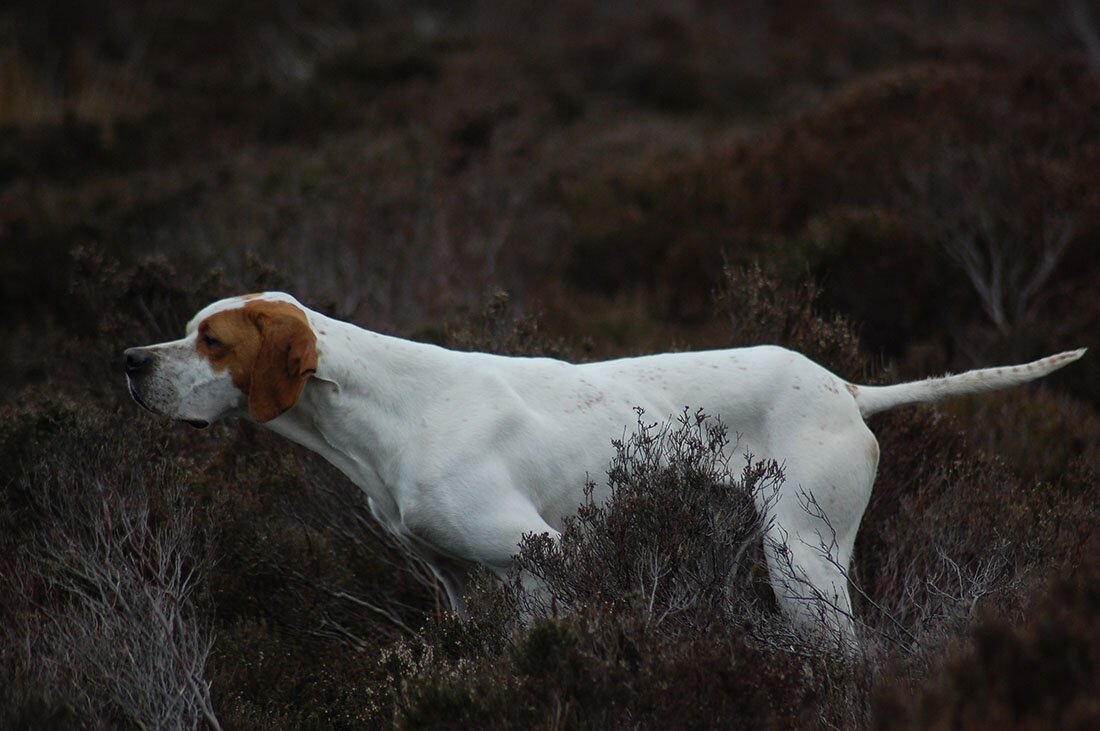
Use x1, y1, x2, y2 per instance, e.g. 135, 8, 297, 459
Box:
2, 1, 1099, 728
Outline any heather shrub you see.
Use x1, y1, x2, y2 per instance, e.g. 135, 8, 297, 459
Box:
792, 208, 940, 356
194, 426, 440, 726
857, 394, 1100, 655
875, 557, 1100, 730
210, 617, 397, 730
716, 261, 867, 381
389, 408, 871, 729
200, 429, 438, 634
560, 61, 1100, 359
511, 408, 781, 631
437, 288, 578, 360
398, 614, 863, 730
0, 395, 219, 729
562, 152, 691, 298
942, 386, 1100, 487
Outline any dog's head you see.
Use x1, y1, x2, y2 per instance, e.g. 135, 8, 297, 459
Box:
124, 292, 318, 427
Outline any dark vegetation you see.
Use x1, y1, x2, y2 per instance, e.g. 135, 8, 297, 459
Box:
2, 0, 1098, 727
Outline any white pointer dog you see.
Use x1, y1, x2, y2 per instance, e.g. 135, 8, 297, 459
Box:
124, 292, 1085, 647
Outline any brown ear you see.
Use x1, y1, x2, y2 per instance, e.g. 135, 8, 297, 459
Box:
248, 308, 318, 423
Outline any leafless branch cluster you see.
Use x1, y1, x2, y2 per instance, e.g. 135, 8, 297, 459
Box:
906, 142, 1075, 340
760, 485, 1027, 673
7, 464, 220, 730
873, 536, 1024, 656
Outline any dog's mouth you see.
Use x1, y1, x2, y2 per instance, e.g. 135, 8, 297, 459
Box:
127, 377, 207, 428
126, 377, 158, 415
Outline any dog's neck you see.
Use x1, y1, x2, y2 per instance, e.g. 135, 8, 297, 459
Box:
260, 310, 462, 522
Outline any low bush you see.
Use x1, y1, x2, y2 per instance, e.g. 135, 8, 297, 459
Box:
510, 408, 780, 631
437, 288, 577, 360
389, 407, 868, 729
875, 557, 1100, 730
716, 261, 866, 381
0, 395, 218, 729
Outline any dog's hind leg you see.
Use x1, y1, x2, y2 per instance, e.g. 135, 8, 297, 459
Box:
764, 528, 858, 651
762, 424, 879, 652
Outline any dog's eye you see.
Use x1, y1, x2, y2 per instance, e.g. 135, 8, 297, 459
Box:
202, 334, 221, 347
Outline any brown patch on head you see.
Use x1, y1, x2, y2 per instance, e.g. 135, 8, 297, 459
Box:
195, 300, 318, 422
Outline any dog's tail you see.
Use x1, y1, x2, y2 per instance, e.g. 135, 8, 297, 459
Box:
851, 349, 1086, 418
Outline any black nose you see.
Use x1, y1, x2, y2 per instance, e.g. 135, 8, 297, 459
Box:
124, 347, 152, 375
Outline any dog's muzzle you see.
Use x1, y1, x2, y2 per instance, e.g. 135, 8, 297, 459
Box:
122, 347, 211, 429
123, 347, 158, 415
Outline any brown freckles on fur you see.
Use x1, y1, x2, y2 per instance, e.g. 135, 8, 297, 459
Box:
195, 301, 319, 423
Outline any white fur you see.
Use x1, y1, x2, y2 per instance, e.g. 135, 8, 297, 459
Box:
127, 292, 1085, 649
